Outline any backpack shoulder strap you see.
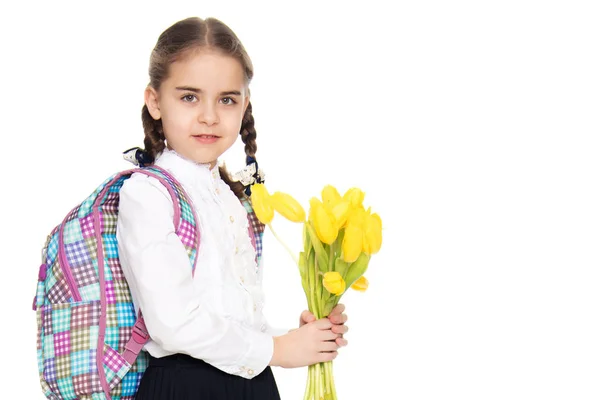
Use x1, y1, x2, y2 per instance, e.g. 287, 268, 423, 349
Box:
240, 197, 265, 266
119, 165, 201, 366
140, 166, 201, 274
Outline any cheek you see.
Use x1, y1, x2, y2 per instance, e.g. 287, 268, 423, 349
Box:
223, 111, 245, 134
162, 105, 197, 132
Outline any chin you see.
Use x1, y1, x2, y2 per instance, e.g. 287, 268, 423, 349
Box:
192, 154, 218, 167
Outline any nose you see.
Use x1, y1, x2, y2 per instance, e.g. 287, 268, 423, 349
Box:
198, 102, 219, 126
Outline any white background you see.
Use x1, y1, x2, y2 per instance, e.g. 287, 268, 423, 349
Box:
1, 0, 599, 399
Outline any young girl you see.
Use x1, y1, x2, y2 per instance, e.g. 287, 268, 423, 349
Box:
116, 17, 349, 399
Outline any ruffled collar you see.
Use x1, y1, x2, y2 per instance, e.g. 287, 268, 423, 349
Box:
154, 148, 221, 189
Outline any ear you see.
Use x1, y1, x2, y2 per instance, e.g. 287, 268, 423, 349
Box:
144, 86, 161, 120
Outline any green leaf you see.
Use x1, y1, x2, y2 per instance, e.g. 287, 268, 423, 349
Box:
298, 251, 309, 299
344, 252, 370, 291
334, 258, 350, 276
303, 222, 311, 253
305, 222, 329, 274
306, 247, 317, 314
298, 251, 307, 278
335, 228, 345, 259
322, 296, 339, 317
306, 247, 315, 281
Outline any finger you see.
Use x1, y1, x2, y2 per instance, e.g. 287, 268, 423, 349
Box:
331, 324, 348, 335
327, 304, 344, 318
331, 303, 345, 315
335, 337, 348, 347
329, 313, 348, 325
300, 310, 316, 324
318, 329, 339, 341
318, 341, 340, 352
313, 318, 333, 330
316, 350, 338, 363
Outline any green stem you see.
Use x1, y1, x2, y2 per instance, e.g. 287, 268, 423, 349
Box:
307, 250, 319, 318
314, 251, 322, 319
319, 362, 325, 400
302, 250, 311, 308
329, 243, 335, 272
304, 365, 311, 400
314, 363, 319, 400
331, 361, 338, 399
323, 361, 330, 399
267, 222, 299, 265
331, 365, 338, 400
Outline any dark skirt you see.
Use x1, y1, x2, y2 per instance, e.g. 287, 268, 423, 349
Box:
135, 353, 281, 400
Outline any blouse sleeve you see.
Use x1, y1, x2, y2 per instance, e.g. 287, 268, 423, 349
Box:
116, 173, 273, 379
256, 251, 291, 337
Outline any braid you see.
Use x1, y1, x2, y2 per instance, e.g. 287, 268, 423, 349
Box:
141, 104, 166, 164
240, 102, 257, 159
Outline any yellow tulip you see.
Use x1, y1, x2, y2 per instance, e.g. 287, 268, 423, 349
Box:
270, 191, 306, 222
350, 276, 369, 292
308, 197, 320, 224
342, 223, 363, 263
347, 206, 367, 229
321, 185, 342, 207
323, 271, 345, 296
331, 200, 351, 229
363, 212, 382, 254
343, 188, 365, 208
250, 184, 274, 224
311, 199, 338, 244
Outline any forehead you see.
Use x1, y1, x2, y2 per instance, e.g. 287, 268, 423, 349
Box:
164, 49, 246, 90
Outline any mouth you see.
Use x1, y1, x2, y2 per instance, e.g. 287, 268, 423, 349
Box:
192, 134, 221, 143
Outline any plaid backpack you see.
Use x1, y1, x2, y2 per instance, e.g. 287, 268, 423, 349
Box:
32, 165, 265, 400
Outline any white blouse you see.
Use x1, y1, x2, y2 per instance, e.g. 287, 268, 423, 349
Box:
116, 149, 286, 379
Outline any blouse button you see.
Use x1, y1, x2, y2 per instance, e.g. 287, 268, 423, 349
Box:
247, 369, 254, 376
229, 216, 234, 223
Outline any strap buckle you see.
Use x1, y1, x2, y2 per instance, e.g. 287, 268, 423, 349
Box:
130, 318, 149, 344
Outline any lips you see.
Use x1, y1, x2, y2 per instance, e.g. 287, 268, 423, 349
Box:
192, 134, 220, 144
193, 134, 220, 139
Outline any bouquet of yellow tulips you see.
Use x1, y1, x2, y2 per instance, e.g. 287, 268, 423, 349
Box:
250, 183, 382, 400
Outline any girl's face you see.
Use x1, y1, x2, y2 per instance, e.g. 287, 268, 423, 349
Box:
145, 49, 249, 168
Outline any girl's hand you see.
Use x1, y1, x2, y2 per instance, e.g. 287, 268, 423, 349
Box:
299, 303, 348, 347
270, 319, 339, 368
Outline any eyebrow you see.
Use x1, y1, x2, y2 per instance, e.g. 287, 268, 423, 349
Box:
175, 86, 242, 96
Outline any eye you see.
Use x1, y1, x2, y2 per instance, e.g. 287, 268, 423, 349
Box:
182, 94, 197, 103
220, 97, 237, 105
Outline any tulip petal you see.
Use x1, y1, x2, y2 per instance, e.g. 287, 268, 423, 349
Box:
364, 212, 382, 254
312, 200, 338, 244
343, 188, 365, 208
342, 224, 363, 263
331, 201, 351, 230
322, 185, 342, 207
250, 184, 274, 224
350, 275, 369, 292
271, 191, 306, 222
323, 271, 345, 296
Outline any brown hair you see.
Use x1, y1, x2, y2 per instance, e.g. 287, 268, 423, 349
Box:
141, 17, 257, 198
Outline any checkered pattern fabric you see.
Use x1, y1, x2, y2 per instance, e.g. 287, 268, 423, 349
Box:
33, 167, 265, 400
242, 198, 266, 265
